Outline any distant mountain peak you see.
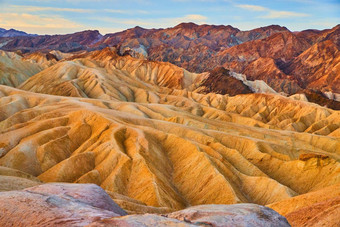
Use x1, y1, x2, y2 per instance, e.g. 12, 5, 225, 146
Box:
133, 26, 145, 30
0, 28, 37, 37
174, 22, 199, 29
254, 24, 290, 32
74, 29, 102, 35
333, 24, 340, 29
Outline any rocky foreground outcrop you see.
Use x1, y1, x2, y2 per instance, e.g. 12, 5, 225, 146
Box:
0, 183, 290, 227
268, 183, 340, 227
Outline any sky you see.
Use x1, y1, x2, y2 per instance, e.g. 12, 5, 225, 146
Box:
0, 0, 339, 35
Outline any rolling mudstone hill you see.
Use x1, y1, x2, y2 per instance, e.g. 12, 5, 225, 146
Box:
0, 46, 339, 226
0, 23, 339, 109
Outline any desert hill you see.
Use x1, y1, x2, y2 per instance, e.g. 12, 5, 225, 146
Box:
1, 23, 339, 110
0, 41, 339, 225
2, 46, 338, 110
0, 47, 340, 213
0, 30, 101, 53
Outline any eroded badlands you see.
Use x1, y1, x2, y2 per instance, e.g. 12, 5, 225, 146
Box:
0, 48, 339, 226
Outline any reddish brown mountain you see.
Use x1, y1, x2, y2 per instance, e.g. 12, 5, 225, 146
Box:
197, 67, 252, 95
241, 58, 302, 94
97, 24, 292, 73
0, 23, 289, 67
220, 31, 310, 68
285, 40, 340, 93
0, 30, 102, 53
0, 23, 339, 108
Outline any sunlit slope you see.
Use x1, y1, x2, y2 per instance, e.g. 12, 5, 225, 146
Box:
19, 48, 207, 98
267, 183, 340, 226
18, 48, 340, 134
0, 50, 55, 87
1, 81, 339, 210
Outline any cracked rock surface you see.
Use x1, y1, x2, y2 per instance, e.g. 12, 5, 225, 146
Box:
0, 183, 290, 227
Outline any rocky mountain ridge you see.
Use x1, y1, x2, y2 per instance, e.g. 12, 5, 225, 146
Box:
0, 28, 37, 38
0, 23, 339, 226
1, 23, 339, 109
0, 46, 339, 226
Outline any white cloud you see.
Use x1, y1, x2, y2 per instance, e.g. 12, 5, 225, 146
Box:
236, 4, 266, 12
236, 4, 309, 19
9, 5, 93, 13
7, 5, 149, 16
0, 10, 179, 35
104, 9, 130, 14
181, 14, 207, 21
261, 11, 309, 19
96, 14, 208, 29
0, 13, 86, 34
96, 27, 126, 35
104, 9, 149, 15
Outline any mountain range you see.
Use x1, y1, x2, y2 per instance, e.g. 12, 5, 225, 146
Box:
1, 23, 339, 109
0, 23, 339, 226
0, 28, 37, 38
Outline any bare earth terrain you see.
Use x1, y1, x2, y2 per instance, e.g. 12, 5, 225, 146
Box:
0, 24, 339, 226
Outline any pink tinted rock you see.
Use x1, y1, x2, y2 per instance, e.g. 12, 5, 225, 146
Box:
166, 204, 291, 227
87, 214, 197, 227
89, 204, 290, 227
0, 183, 125, 226
24, 183, 127, 215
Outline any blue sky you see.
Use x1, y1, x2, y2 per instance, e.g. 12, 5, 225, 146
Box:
0, 0, 339, 35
